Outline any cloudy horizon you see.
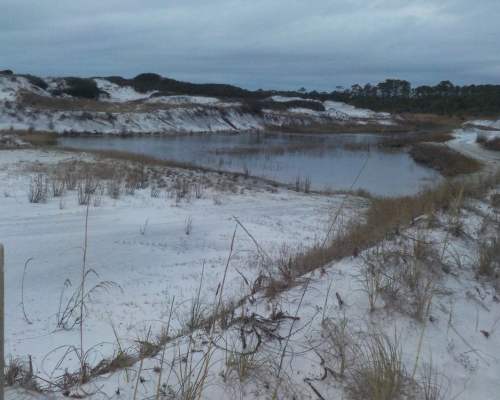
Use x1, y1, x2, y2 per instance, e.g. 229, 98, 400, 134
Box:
1, 0, 499, 91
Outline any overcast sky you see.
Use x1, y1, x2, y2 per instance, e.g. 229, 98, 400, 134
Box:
1, 0, 499, 90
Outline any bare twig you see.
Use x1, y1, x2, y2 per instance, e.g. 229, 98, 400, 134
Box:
156, 298, 175, 400
79, 201, 90, 385
233, 216, 272, 263
133, 327, 151, 400
273, 278, 311, 398
21, 257, 34, 325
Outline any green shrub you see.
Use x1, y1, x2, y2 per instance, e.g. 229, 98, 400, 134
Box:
21, 74, 48, 90
62, 77, 100, 99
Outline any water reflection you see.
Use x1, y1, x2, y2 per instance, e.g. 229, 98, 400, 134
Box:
59, 132, 440, 196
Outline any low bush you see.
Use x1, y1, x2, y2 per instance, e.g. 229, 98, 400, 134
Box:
246, 99, 325, 113
61, 77, 100, 99
28, 174, 49, 203
106, 179, 122, 199
409, 143, 482, 176
52, 179, 65, 197
477, 135, 500, 151
77, 177, 98, 205
21, 74, 48, 90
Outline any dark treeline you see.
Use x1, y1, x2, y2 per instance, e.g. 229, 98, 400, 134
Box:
4, 69, 500, 116
106, 73, 258, 99
100, 75, 500, 116
328, 79, 500, 116
119, 75, 500, 116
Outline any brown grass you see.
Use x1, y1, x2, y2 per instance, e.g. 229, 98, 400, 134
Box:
0, 129, 58, 148
18, 130, 59, 146
397, 113, 463, 130
264, 170, 500, 293
409, 143, 482, 177
379, 132, 454, 148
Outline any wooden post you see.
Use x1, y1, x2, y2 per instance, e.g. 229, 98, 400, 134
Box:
0, 244, 4, 400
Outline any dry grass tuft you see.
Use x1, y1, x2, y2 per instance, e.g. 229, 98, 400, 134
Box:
347, 333, 406, 400
225, 349, 259, 383
5, 358, 25, 386
477, 235, 500, 283
91, 350, 135, 376
419, 362, 449, 400
358, 247, 387, 312
137, 337, 160, 359
4, 357, 39, 391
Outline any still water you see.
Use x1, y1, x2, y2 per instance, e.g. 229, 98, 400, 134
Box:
59, 132, 440, 196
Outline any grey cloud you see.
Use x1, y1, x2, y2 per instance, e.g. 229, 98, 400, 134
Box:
1, 0, 499, 90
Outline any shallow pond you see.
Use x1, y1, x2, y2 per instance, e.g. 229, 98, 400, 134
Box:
59, 132, 440, 196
